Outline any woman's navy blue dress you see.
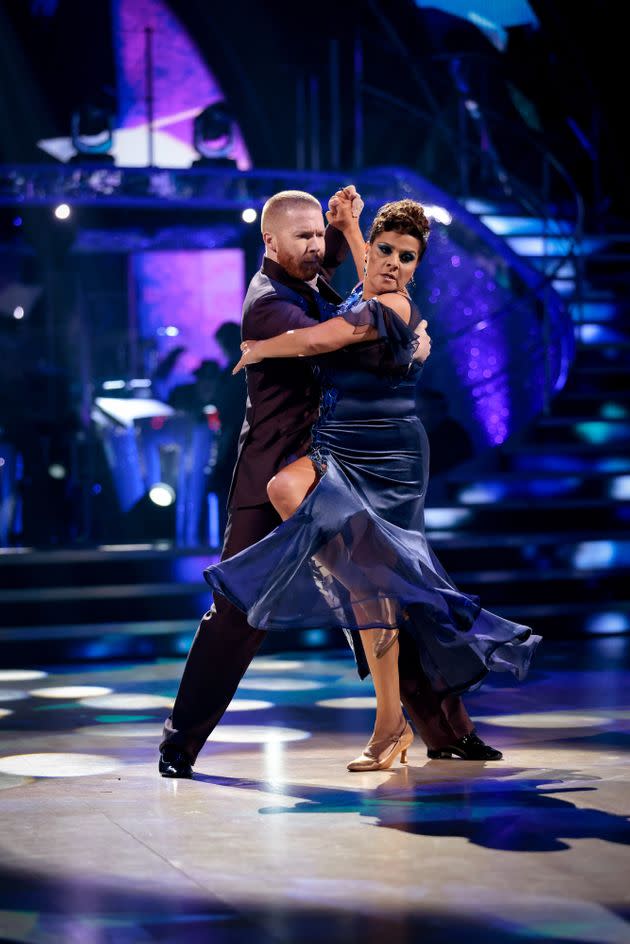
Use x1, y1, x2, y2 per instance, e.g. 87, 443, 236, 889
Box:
204, 289, 541, 695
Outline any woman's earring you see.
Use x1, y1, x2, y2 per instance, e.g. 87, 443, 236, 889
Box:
408, 275, 416, 288
363, 260, 368, 278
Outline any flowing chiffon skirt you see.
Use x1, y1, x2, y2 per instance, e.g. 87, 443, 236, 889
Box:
205, 366, 541, 696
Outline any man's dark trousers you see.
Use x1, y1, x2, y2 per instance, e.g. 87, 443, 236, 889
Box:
160, 503, 278, 763
161, 503, 473, 763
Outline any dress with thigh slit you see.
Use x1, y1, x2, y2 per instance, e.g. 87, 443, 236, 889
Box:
204, 288, 541, 696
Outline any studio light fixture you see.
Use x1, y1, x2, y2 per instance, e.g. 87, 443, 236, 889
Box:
70, 105, 115, 163
192, 101, 236, 167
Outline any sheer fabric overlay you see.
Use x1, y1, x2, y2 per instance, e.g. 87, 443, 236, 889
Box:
205, 291, 541, 695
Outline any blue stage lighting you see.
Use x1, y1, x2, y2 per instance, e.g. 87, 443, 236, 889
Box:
207, 492, 220, 547
302, 629, 328, 647
601, 402, 628, 420
572, 541, 615, 570
586, 612, 629, 635
458, 482, 505, 504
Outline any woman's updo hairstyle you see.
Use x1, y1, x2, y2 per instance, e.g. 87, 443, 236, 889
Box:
368, 199, 430, 258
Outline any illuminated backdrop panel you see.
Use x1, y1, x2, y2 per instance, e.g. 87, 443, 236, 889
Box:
131, 248, 245, 390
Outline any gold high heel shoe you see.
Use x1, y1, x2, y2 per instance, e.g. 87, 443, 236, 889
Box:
373, 627, 399, 659
347, 720, 414, 772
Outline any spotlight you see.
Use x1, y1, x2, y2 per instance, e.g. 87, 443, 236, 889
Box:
610, 475, 630, 500
102, 380, 126, 391
424, 204, 452, 226
70, 105, 114, 163
193, 102, 236, 166
54, 203, 71, 220
148, 483, 176, 507
242, 208, 257, 224
48, 463, 67, 480
0, 283, 42, 320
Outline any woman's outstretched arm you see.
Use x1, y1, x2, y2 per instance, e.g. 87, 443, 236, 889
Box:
233, 316, 376, 373
232, 293, 413, 373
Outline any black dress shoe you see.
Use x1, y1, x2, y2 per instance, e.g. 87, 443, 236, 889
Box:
427, 730, 503, 761
159, 749, 193, 778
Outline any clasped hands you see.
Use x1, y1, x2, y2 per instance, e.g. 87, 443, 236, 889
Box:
326, 184, 363, 231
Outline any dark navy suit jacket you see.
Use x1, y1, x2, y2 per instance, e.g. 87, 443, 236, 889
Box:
228, 228, 347, 508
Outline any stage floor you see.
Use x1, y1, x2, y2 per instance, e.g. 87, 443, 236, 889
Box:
0, 638, 629, 944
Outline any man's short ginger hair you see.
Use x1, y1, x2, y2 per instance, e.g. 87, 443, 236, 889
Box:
260, 190, 323, 234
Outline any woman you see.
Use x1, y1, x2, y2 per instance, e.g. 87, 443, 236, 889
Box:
204, 196, 541, 771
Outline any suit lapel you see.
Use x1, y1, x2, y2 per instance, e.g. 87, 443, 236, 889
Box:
261, 257, 342, 317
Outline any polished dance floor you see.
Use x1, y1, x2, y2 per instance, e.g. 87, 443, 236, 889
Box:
0, 637, 629, 944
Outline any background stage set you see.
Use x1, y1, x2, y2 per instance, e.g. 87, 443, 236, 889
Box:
0, 1, 629, 942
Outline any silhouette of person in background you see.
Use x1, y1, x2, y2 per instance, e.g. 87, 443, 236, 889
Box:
167, 359, 221, 415
150, 344, 187, 403
160, 330, 246, 536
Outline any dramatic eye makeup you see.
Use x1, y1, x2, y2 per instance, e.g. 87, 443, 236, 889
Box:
376, 242, 416, 263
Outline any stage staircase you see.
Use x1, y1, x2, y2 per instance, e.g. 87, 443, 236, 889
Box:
436, 201, 630, 638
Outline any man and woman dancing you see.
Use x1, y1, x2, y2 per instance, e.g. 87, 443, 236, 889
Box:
159, 185, 540, 777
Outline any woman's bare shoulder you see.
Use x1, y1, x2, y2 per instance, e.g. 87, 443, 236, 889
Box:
372, 292, 412, 324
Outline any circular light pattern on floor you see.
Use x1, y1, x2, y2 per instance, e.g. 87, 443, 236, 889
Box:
0, 690, 28, 703
317, 696, 378, 710
0, 752, 122, 778
239, 677, 324, 691
250, 659, 305, 671
77, 723, 163, 738
209, 725, 310, 743
30, 685, 113, 699
77, 693, 174, 710
0, 772, 30, 791
0, 708, 13, 719
0, 669, 47, 682
225, 699, 274, 712
477, 712, 612, 729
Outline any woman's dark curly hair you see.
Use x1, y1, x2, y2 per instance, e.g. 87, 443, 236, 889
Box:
368, 199, 430, 258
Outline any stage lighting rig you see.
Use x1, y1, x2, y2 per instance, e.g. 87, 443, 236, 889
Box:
70, 105, 115, 164
192, 102, 237, 168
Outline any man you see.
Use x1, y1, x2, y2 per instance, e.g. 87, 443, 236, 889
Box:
159, 187, 500, 777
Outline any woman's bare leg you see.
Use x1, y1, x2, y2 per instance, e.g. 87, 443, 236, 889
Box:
267, 457, 319, 520
267, 459, 405, 743
361, 630, 404, 739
